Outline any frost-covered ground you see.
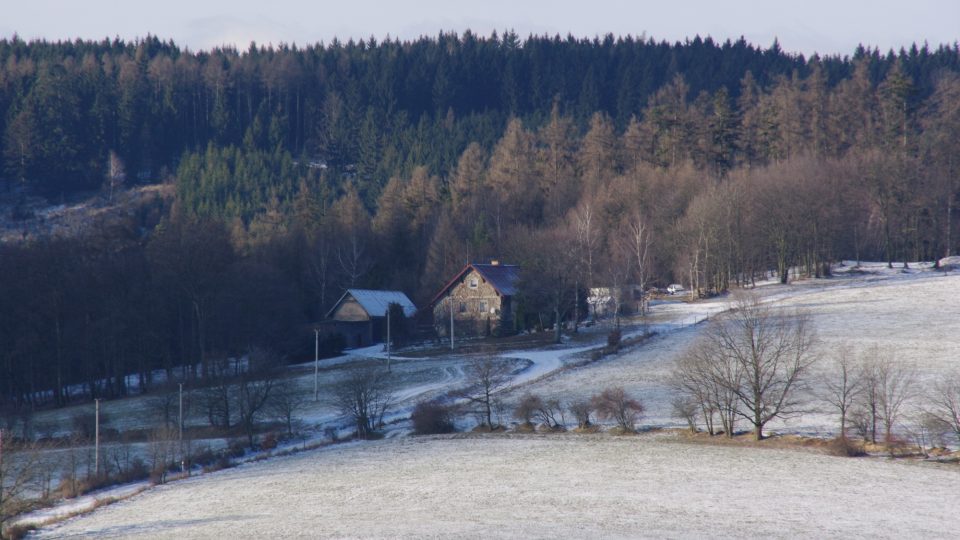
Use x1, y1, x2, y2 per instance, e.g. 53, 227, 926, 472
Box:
17, 260, 960, 535
34, 434, 960, 539
507, 261, 960, 438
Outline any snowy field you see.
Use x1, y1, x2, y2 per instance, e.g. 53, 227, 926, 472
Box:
507, 261, 960, 437
35, 434, 960, 539
15, 261, 960, 536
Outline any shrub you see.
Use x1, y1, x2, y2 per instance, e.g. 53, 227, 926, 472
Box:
227, 439, 247, 458
827, 437, 867, 457
203, 455, 233, 474
607, 329, 622, 348
6, 524, 37, 540
187, 445, 218, 468
260, 432, 278, 451
535, 398, 566, 430
569, 400, 594, 429
411, 401, 456, 435
513, 394, 543, 428
592, 387, 644, 433
117, 457, 149, 483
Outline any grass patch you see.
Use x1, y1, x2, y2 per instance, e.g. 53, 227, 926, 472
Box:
512, 422, 537, 433
825, 437, 868, 457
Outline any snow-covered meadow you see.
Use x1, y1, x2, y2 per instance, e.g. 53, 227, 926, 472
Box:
34, 433, 960, 539
505, 261, 960, 437
15, 261, 960, 537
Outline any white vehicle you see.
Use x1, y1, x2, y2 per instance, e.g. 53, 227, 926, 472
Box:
666, 283, 685, 295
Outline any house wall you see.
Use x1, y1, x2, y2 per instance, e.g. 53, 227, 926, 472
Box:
332, 297, 370, 322
433, 269, 512, 337
318, 320, 373, 348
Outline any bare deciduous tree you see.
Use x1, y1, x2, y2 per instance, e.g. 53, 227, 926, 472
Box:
818, 344, 864, 440
0, 433, 43, 540
147, 426, 178, 484
870, 352, 916, 445
671, 342, 740, 437
199, 372, 233, 429
146, 390, 181, 430
929, 373, 960, 445
535, 397, 566, 430
236, 372, 276, 448
332, 366, 394, 439
625, 210, 654, 315
672, 396, 700, 433
458, 358, 513, 430
268, 379, 306, 437
701, 293, 817, 440
105, 150, 126, 203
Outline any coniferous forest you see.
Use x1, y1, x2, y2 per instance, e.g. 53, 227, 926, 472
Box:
1, 32, 959, 408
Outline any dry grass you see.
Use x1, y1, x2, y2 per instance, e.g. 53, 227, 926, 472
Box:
671, 429, 959, 464
512, 422, 537, 433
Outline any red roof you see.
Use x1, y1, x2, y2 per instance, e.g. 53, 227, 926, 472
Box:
429, 262, 520, 306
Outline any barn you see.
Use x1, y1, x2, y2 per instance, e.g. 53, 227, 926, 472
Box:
322, 289, 416, 348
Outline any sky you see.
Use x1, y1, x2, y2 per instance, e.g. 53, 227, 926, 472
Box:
2, 0, 957, 57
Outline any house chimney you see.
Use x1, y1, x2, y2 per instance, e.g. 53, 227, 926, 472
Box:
490, 259, 500, 266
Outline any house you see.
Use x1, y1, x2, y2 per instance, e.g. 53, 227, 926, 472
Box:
430, 261, 520, 337
321, 289, 416, 348
588, 285, 646, 317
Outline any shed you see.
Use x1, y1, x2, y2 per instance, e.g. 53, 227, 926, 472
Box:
322, 289, 416, 348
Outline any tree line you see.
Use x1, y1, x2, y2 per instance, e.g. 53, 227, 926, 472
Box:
0, 32, 957, 200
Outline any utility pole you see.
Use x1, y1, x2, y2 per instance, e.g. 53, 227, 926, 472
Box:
386, 307, 392, 372
94, 398, 100, 477
314, 328, 320, 401
450, 299, 455, 351
179, 383, 185, 474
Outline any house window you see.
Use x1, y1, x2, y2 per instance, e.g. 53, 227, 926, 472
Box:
479, 300, 488, 313
469, 278, 478, 289
459, 302, 467, 313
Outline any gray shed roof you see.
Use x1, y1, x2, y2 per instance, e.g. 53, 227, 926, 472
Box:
327, 289, 417, 318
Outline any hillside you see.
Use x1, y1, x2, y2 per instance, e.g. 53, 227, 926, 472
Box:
0, 184, 173, 242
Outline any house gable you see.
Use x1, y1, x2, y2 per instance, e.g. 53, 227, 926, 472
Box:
431, 262, 520, 337
330, 295, 371, 322
327, 289, 416, 322
430, 262, 519, 307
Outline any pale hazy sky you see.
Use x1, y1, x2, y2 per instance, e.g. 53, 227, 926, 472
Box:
3, 1, 957, 57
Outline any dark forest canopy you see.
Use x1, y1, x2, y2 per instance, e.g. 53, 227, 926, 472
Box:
1, 32, 960, 409
0, 32, 958, 200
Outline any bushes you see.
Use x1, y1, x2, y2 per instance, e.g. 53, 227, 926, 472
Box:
411, 401, 456, 435
569, 400, 595, 430
607, 329, 622, 348
827, 437, 867, 457
513, 394, 542, 429
592, 387, 644, 433
260, 432, 279, 451
535, 398, 566, 431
